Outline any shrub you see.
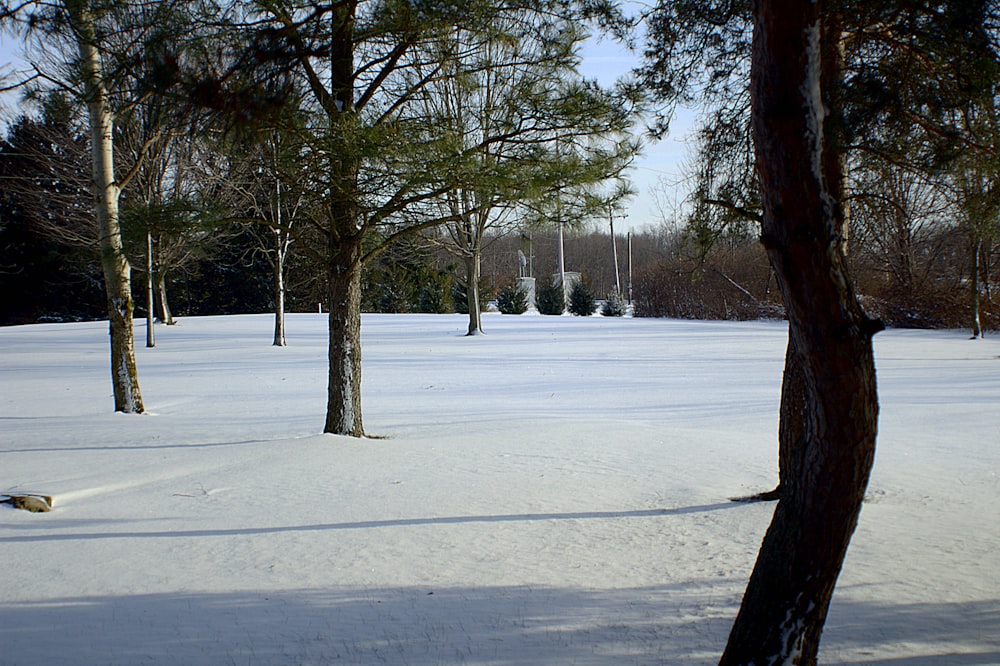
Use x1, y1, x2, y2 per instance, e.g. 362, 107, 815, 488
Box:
535, 280, 565, 315
361, 244, 451, 313
632, 243, 779, 320
601, 291, 627, 317
416, 283, 449, 314
451, 278, 491, 314
568, 280, 596, 316
496, 283, 529, 314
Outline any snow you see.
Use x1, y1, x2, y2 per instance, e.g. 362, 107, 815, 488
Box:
2, 312, 998, 665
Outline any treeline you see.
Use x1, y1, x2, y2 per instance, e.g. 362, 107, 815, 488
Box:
0, 101, 994, 328
5, 164, 992, 330
0, 1, 996, 335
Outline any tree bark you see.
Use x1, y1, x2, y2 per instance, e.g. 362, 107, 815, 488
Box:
720, 1, 880, 663
971, 235, 983, 338
155, 267, 174, 325
465, 252, 483, 336
324, 236, 364, 436
272, 166, 287, 347
146, 230, 155, 348
321, 2, 366, 437
70, 0, 144, 414
273, 247, 287, 347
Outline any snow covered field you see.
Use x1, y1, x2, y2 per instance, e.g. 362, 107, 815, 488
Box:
1, 312, 998, 665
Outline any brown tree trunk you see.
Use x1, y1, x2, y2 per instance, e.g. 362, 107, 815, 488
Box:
321, 3, 366, 437
971, 235, 983, 338
152, 233, 174, 325
155, 268, 174, 325
720, 2, 880, 663
465, 252, 483, 336
324, 236, 364, 436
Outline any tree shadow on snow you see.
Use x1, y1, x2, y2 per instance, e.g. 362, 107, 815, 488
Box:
821, 596, 1000, 665
0, 504, 738, 543
3, 586, 995, 665
1, 584, 736, 665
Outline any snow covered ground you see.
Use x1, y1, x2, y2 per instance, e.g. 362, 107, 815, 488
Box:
1, 312, 998, 665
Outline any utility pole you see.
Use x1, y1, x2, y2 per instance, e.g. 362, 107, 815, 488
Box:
627, 231, 633, 304
609, 206, 623, 299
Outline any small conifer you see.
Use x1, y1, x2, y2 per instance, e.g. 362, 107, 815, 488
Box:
601, 292, 627, 317
536, 280, 565, 315
568, 280, 596, 316
496, 284, 529, 314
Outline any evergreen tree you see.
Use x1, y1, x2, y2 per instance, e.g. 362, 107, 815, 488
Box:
601, 291, 627, 317
451, 276, 491, 316
413, 14, 639, 335
0, 99, 105, 324
495, 283, 529, 314
535, 279, 565, 315
717, 3, 882, 663
175, 0, 630, 435
568, 279, 596, 316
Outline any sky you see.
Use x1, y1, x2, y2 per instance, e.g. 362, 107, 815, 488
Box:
0, 21, 694, 233
578, 35, 696, 232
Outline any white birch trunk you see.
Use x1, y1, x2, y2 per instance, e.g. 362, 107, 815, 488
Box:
146, 230, 155, 348
70, 0, 144, 413
273, 234, 287, 347
272, 173, 287, 347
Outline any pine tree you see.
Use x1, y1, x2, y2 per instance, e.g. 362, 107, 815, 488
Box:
535, 280, 565, 315
601, 291, 627, 317
568, 280, 596, 316
496, 283, 529, 314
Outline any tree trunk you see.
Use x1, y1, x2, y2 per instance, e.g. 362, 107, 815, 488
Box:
748, 340, 807, 503
465, 252, 483, 335
321, 2, 366, 437
971, 235, 983, 338
272, 167, 287, 347
71, 0, 144, 414
146, 230, 155, 348
155, 268, 175, 325
273, 244, 287, 347
152, 232, 174, 325
324, 237, 364, 436
720, 2, 880, 663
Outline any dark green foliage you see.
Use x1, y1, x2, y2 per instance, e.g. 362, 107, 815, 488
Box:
451, 282, 468, 314
0, 218, 106, 324
451, 277, 491, 315
601, 291, 627, 317
0, 108, 106, 325
171, 225, 273, 316
535, 280, 565, 315
496, 283, 529, 315
640, 0, 751, 136
416, 283, 450, 314
568, 279, 596, 316
362, 242, 452, 313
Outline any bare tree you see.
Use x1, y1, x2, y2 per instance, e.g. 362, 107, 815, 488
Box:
216, 129, 308, 346
849, 153, 955, 306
